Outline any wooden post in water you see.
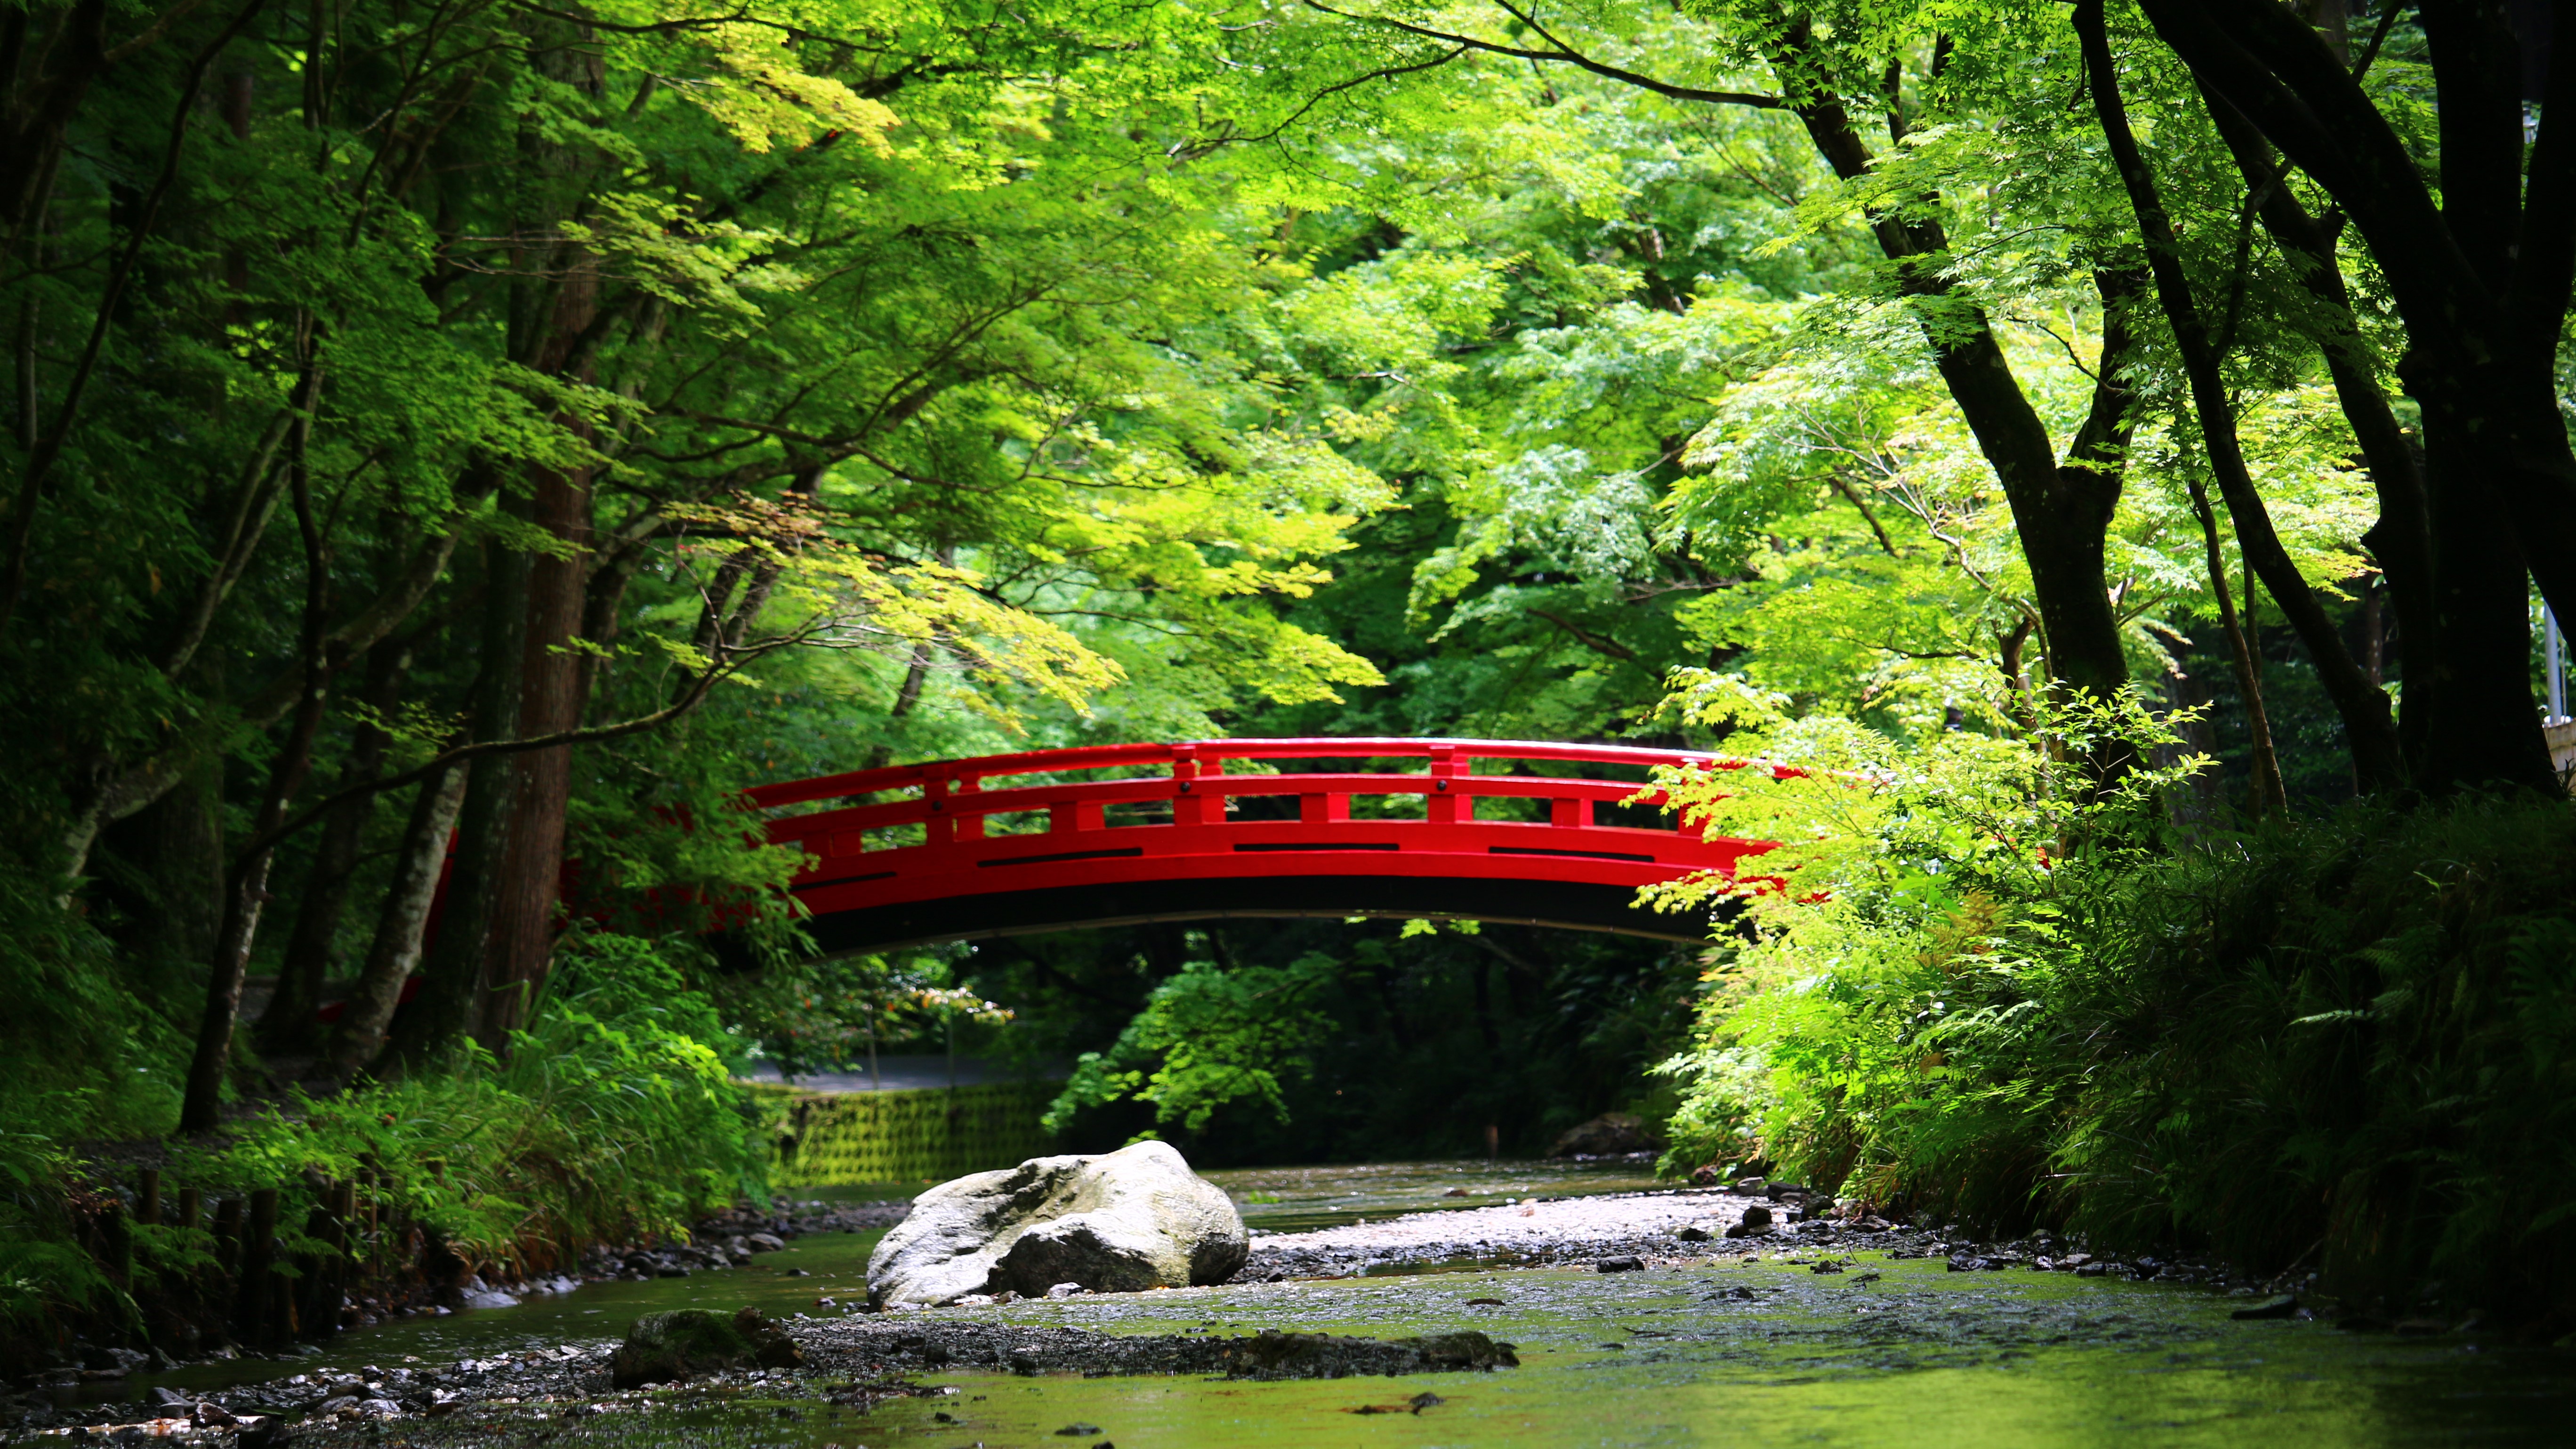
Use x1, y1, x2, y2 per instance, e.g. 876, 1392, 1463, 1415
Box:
211, 1196, 243, 1273
298, 1186, 334, 1340
237, 1188, 278, 1348
137, 1168, 161, 1226
97, 1196, 131, 1291
174, 1186, 202, 1236
330, 1179, 356, 1330
271, 1267, 297, 1341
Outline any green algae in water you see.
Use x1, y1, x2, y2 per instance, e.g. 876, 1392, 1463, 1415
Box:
86, 1160, 2576, 1448
263, 1251, 2574, 1448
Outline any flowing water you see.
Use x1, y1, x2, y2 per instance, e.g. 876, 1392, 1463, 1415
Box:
67, 1161, 2576, 1447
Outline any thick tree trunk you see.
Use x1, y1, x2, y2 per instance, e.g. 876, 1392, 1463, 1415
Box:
467, 8, 609, 1048
2133, 0, 2564, 791
322, 760, 467, 1084
105, 751, 227, 995
2414, 406, 2560, 790
475, 258, 598, 1049
476, 464, 590, 1046
259, 642, 408, 1057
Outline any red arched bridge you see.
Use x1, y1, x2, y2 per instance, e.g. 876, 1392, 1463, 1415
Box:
742, 738, 1778, 955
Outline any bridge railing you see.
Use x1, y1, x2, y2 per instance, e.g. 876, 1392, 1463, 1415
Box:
746, 738, 1776, 884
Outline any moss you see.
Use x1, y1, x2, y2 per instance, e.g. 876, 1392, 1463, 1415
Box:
611, 1306, 802, 1387
769, 1082, 1060, 1186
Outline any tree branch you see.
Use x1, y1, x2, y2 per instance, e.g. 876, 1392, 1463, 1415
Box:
0, 0, 272, 640
1297, 0, 1783, 109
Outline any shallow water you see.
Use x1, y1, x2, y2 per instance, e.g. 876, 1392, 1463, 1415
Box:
1204, 1157, 1666, 1233
83, 1161, 2576, 1446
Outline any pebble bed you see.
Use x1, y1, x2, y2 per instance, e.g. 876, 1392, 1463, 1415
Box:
6, 1185, 2289, 1443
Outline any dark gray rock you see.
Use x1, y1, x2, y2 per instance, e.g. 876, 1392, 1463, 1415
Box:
1547, 1112, 1658, 1157
611, 1307, 802, 1388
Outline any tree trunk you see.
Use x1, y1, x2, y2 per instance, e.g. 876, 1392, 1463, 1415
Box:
2413, 404, 2560, 791
475, 262, 599, 1050
2198, 89, 2440, 771
1774, 49, 2136, 712
322, 760, 467, 1084
2183, 472, 2286, 819
2078, 0, 2404, 795
387, 542, 526, 1069
105, 751, 227, 999
470, 7, 608, 1048
179, 360, 330, 1134
259, 641, 409, 1058
2133, 0, 2564, 790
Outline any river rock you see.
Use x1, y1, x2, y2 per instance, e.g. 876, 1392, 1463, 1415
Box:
611, 1307, 802, 1387
2232, 1294, 2302, 1320
867, 1140, 1248, 1307
1546, 1112, 1658, 1157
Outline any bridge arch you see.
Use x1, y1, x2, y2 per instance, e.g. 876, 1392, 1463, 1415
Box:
746, 739, 1777, 955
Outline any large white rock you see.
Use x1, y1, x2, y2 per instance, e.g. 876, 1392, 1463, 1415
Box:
866, 1140, 1248, 1308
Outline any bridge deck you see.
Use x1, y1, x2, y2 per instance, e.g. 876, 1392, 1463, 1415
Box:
747, 738, 1774, 953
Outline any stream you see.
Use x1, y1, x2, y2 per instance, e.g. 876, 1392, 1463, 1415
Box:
41, 1160, 2576, 1447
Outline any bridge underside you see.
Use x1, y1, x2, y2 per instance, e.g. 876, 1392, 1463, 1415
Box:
794, 875, 1721, 956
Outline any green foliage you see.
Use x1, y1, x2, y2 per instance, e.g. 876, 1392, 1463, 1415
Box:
0, 1126, 119, 1335
1656, 704, 2576, 1320
0, 0, 2546, 1337
2040, 798, 2576, 1318
1048, 953, 1343, 1134
1647, 678, 2207, 1199
158, 933, 758, 1278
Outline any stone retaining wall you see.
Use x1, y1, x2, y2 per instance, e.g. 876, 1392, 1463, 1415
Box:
766, 1082, 1061, 1186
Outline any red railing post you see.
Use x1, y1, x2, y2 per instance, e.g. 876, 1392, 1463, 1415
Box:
1171, 744, 1204, 826
1551, 797, 1584, 828
1301, 791, 1348, 824
1427, 744, 1461, 824
924, 776, 954, 846
954, 773, 983, 840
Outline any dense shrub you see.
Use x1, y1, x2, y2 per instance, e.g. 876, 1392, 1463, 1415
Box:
1666, 789, 2576, 1327
0, 934, 763, 1349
